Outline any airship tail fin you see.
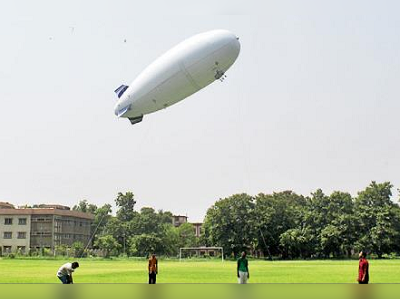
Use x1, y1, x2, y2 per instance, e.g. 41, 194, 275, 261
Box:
114, 84, 129, 98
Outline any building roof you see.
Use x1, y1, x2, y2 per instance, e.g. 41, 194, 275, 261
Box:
32, 204, 71, 210
0, 208, 94, 220
0, 202, 15, 209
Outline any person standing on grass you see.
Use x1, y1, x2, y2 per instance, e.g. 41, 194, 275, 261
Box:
57, 262, 79, 284
148, 253, 158, 284
358, 251, 370, 284
237, 251, 250, 284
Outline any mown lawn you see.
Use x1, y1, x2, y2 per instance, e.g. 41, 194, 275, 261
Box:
0, 258, 399, 283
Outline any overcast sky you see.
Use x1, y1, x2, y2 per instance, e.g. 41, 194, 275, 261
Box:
1, 1, 399, 221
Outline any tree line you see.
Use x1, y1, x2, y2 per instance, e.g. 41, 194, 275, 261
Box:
72, 192, 198, 258
202, 181, 400, 259
73, 181, 400, 259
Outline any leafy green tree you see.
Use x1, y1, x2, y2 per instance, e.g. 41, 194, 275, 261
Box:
129, 234, 164, 257
105, 202, 177, 256
92, 204, 113, 245
162, 225, 180, 256
177, 222, 197, 249
303, 189, 330, 256
94, 235, 121, 258
319, 191, 356, 257
279, 228, 313, 259
88, 204, 98, 214
103, 217, 127, 255
73, 200, 97, 214
129, 207, 171, 236
157, 210, 174, 225
55, 244, 68, 256
355, 181, 398, 258
115, 192, 137, 222
71, 241, 84, 258
302, 190, 356, 257
320, 225, 343, 257
255, 191, 306, 257
203, 193, 256, 257
392, 204, 400, 253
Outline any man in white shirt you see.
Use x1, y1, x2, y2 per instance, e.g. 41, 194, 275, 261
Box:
57, 262, 79, 284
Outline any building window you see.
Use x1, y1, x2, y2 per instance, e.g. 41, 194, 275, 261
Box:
3, 246, 12, 253
33, 232, 51, 236
19, 218, 27, 225
4, 232, 12, 239
17, 246, 26, 253
55, 225, 61, 233
4, 218, 13, 225
18, 232, 27, 239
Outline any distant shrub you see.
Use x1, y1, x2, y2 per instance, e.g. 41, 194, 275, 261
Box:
55, 245, 68, 256
41, 248, 52, 257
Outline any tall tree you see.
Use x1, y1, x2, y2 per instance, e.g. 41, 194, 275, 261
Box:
94, 235, 121, 258
177, 222, 197, 249
125, 207, 177, 256
203, 193, 256, 257
255, 191, 306, 257
279, 228, 313, 259
320, 191, 356, 257
92, 204, 113, 243
104, 217, 126, 255
129, 234, 164, 257
115, 192, 137, 222
355, 181, 397, 258
304, 189, 335, 257
162, 225, 180, 256
392, 204, 400, 253
130, 207, 160, 235
73, 200, 97, 214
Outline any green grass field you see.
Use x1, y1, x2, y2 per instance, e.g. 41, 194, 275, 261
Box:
0, 258, 399, 283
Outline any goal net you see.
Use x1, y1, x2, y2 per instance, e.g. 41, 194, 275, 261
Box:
179, 247, 224, 262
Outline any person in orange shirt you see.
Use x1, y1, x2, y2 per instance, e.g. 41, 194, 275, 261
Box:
148, 253, 158, 284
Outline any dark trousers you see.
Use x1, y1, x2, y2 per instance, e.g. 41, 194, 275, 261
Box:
58, 275, 72, 284
359, 281, 369, 284
149, 272, 157, 284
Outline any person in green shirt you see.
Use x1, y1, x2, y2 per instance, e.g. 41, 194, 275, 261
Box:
237, 251, 249, 284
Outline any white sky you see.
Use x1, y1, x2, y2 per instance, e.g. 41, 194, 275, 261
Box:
0, 0, 399, 221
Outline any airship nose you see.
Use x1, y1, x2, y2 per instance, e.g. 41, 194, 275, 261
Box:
233, 36, 241, 53
227, 35, 241, 60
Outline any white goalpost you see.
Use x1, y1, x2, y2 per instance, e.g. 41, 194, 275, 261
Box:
179, 247, 224, 262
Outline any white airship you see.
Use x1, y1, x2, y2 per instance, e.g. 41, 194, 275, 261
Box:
114, 29, 241, 125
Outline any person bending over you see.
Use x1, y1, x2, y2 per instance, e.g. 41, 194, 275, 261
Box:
57, 262, 79, 284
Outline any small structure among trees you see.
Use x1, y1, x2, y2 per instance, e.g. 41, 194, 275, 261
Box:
179, 247, 224, 261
